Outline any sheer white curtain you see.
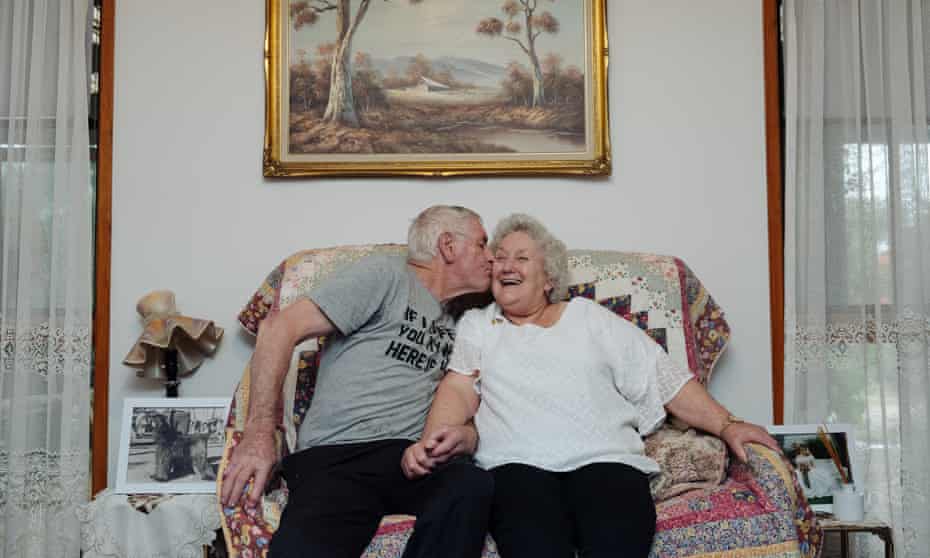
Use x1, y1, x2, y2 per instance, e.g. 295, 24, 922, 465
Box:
0, 0, 94, 557
784, 1, 930, 556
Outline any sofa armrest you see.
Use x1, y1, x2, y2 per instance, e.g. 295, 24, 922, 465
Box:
729, 444, 795, 511
216, 363, 291, 558
729, 443, 823, 558
217, 428, 289, 558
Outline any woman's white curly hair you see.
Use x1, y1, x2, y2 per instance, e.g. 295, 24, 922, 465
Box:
490, 213, 569, 303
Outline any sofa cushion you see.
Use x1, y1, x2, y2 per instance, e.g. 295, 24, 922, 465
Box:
644, 426, 728, 501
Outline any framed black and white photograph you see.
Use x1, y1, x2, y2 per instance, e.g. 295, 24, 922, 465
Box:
767, 424, 856, 513
116, 398, 230, 494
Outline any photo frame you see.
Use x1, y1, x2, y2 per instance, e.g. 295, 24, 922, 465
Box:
767, 424, 856, 513
116, 398, 230, 494
264, 0, 610, 177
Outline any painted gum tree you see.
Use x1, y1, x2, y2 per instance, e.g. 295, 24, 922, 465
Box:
477, 0, 559, 107
290, 0, 423, 126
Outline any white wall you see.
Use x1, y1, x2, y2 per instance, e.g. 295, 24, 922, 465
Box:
108, 0, 772, 484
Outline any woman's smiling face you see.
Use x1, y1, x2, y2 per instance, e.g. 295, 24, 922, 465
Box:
491, 231, 552, 315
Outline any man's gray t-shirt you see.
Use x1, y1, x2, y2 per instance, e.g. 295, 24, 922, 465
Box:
297, 254, 456, 449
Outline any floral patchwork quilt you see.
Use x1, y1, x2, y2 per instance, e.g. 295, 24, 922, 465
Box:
219, 245, 821, 558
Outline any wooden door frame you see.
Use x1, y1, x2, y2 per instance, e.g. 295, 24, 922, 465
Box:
92, 0, 114, 495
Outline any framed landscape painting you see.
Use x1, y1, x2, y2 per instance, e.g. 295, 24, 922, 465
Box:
264, 0, 610, 177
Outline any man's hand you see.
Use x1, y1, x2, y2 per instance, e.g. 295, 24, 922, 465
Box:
221, 428, 277, 508
401, 440, 438, 479
401, 424, 478, 479
720, 422, 781, 462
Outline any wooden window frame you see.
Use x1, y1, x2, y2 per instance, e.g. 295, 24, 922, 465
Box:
763, 0, 784, 424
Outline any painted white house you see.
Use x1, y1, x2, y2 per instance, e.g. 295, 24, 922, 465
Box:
417, 76, 452, 93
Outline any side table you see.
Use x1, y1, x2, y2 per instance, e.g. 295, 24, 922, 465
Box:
819, 518, 894, 558
77, 489, 222, 558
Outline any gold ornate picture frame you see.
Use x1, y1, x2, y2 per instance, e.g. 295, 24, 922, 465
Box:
264, 0, 610, 177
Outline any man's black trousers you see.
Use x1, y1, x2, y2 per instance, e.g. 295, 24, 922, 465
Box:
269, 439, 493, 558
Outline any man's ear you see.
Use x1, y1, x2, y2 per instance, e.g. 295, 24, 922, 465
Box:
438, 231, 457, 263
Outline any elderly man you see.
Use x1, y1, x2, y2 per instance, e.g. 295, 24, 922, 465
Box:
221, 205, 495, 558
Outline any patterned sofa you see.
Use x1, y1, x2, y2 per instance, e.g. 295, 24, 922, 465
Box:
216, 244, 822, 558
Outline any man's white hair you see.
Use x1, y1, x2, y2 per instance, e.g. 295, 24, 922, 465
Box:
490, 213, 569, 303
408, 205, 482, 263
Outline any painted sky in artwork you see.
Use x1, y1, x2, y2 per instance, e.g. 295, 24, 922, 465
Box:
290, 0, 587, 69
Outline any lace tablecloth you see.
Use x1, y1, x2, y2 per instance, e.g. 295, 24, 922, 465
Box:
77, 489, 221, 558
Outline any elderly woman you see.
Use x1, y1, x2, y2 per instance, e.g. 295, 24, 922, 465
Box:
402, 214, 779, 558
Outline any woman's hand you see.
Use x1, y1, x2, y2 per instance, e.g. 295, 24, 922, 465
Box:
720, 421, 781, 462
401, 424, 479, 479
402, 371, 481, 479
401, 440, 438, 479
664, 379, 782, 462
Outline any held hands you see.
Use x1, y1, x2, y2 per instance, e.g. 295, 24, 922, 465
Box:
719, 421, 781, 462
220, 425, 277, 508
401, 424, 478, 479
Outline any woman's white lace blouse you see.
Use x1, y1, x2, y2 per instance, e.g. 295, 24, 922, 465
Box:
448, 297, 693, 473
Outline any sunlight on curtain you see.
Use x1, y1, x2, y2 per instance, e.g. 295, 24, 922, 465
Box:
0, 0, 94, 556
784, 1, 930, 556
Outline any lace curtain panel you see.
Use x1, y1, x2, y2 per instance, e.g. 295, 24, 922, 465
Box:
0, 1, 94, 557
783, 1, 930, 556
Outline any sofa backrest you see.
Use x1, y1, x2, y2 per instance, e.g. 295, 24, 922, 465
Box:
239, 244, 729, 378
235, 244, 730, 446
